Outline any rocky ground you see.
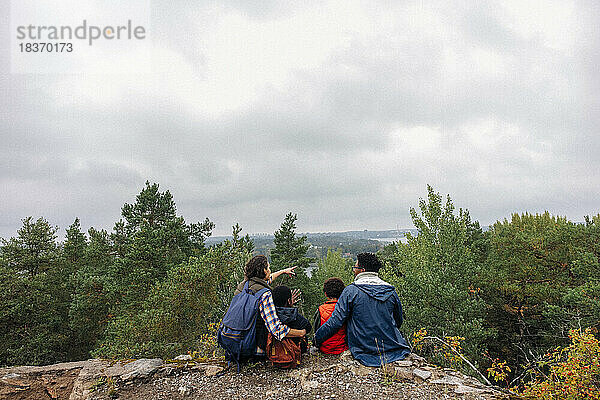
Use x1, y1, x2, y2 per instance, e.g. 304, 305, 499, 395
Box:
0, 352, 516, 400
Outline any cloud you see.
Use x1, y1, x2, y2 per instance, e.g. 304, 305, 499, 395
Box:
1, 0, 599, 238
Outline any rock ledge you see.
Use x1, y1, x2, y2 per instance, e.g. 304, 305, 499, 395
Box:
0, 353, 508, 400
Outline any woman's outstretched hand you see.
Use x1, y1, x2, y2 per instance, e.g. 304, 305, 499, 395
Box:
280, 266, 296, 276
270, 266, 297, 282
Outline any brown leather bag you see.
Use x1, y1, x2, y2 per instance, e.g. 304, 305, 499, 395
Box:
265, 333, 303, 368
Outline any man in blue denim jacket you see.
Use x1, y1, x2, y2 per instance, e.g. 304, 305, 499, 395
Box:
314, 253, 411, 367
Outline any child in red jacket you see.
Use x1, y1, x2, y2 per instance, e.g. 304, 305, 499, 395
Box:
313, 278, 349, 354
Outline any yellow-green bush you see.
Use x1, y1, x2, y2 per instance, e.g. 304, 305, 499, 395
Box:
520, 328, 600, 399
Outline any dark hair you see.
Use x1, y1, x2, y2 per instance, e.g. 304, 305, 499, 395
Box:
357, 252, 383, 272
245, 255, 268, 279
323, 278, 345, 299
272, 285, 292, 307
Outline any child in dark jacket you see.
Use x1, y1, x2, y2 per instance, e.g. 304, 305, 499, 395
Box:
272, 285, 312, 353
313, 277, 349, 354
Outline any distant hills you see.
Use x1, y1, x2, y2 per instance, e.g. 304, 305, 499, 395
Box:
205, 228, 418, 245
206, 229, 419, 259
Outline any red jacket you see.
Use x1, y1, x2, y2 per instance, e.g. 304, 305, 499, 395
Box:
317, 300, 348, 354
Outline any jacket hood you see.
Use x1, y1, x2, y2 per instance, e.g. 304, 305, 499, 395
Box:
354, 272, 396, 301
275, 306, 299, 324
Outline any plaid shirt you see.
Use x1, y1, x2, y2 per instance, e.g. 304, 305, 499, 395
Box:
256, 290, 290, 354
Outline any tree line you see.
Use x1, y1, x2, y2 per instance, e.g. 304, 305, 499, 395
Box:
1, 182, 598, 392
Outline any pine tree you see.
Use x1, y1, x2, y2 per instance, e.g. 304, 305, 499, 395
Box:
93, 224, 251, 358
2, 217, 60, 277
69, 227, 114, 358
109, 182, 213, 309
381, 186, 492, 368
63, 218, 87, 265
483, 211, 597, 377
270, 213, 314, 315
95, 182, 214, 357
0, 217, 73, 365
271, 213, 310, 271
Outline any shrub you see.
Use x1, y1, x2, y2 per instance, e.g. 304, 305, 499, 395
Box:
520, 328, 600, 399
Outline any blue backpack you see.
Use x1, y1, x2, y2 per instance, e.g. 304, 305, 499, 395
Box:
217, 281, 270, 370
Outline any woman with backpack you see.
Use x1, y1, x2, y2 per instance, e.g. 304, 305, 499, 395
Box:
219, 255, 307, 365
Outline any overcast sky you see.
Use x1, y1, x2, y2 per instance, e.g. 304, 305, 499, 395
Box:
1, 0, 599, 238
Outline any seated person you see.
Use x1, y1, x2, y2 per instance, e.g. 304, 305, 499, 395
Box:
272, 285, 312, 353
314, 253, 411, 367
313, 277, 349, 354
233, 256, 306, 359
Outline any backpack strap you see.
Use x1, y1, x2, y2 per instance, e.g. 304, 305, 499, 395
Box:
255, 287, 270, 297
254, 287, 270, 308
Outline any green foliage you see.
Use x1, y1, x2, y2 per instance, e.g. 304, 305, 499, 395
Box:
110, 183, 199, 308
0, 218, 73, 365
270, 213, 316, 316
311, 249, 353, 286
1, 177, 599, 399
0, 183, 219, 365
2, 217, 60, 277
378, 242, 402, 270
519, 328, 600, 399
271, 212, 310, 271
108, 182, 214, 310
94, 227, 250, 358
63, 218, 87, 265
303, 249, 354, 325
559, 215, 600, 333
381, 186, 493, 368
92, 182, 214, 357
69, 228, 113, 358
483, 212, 600, 376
